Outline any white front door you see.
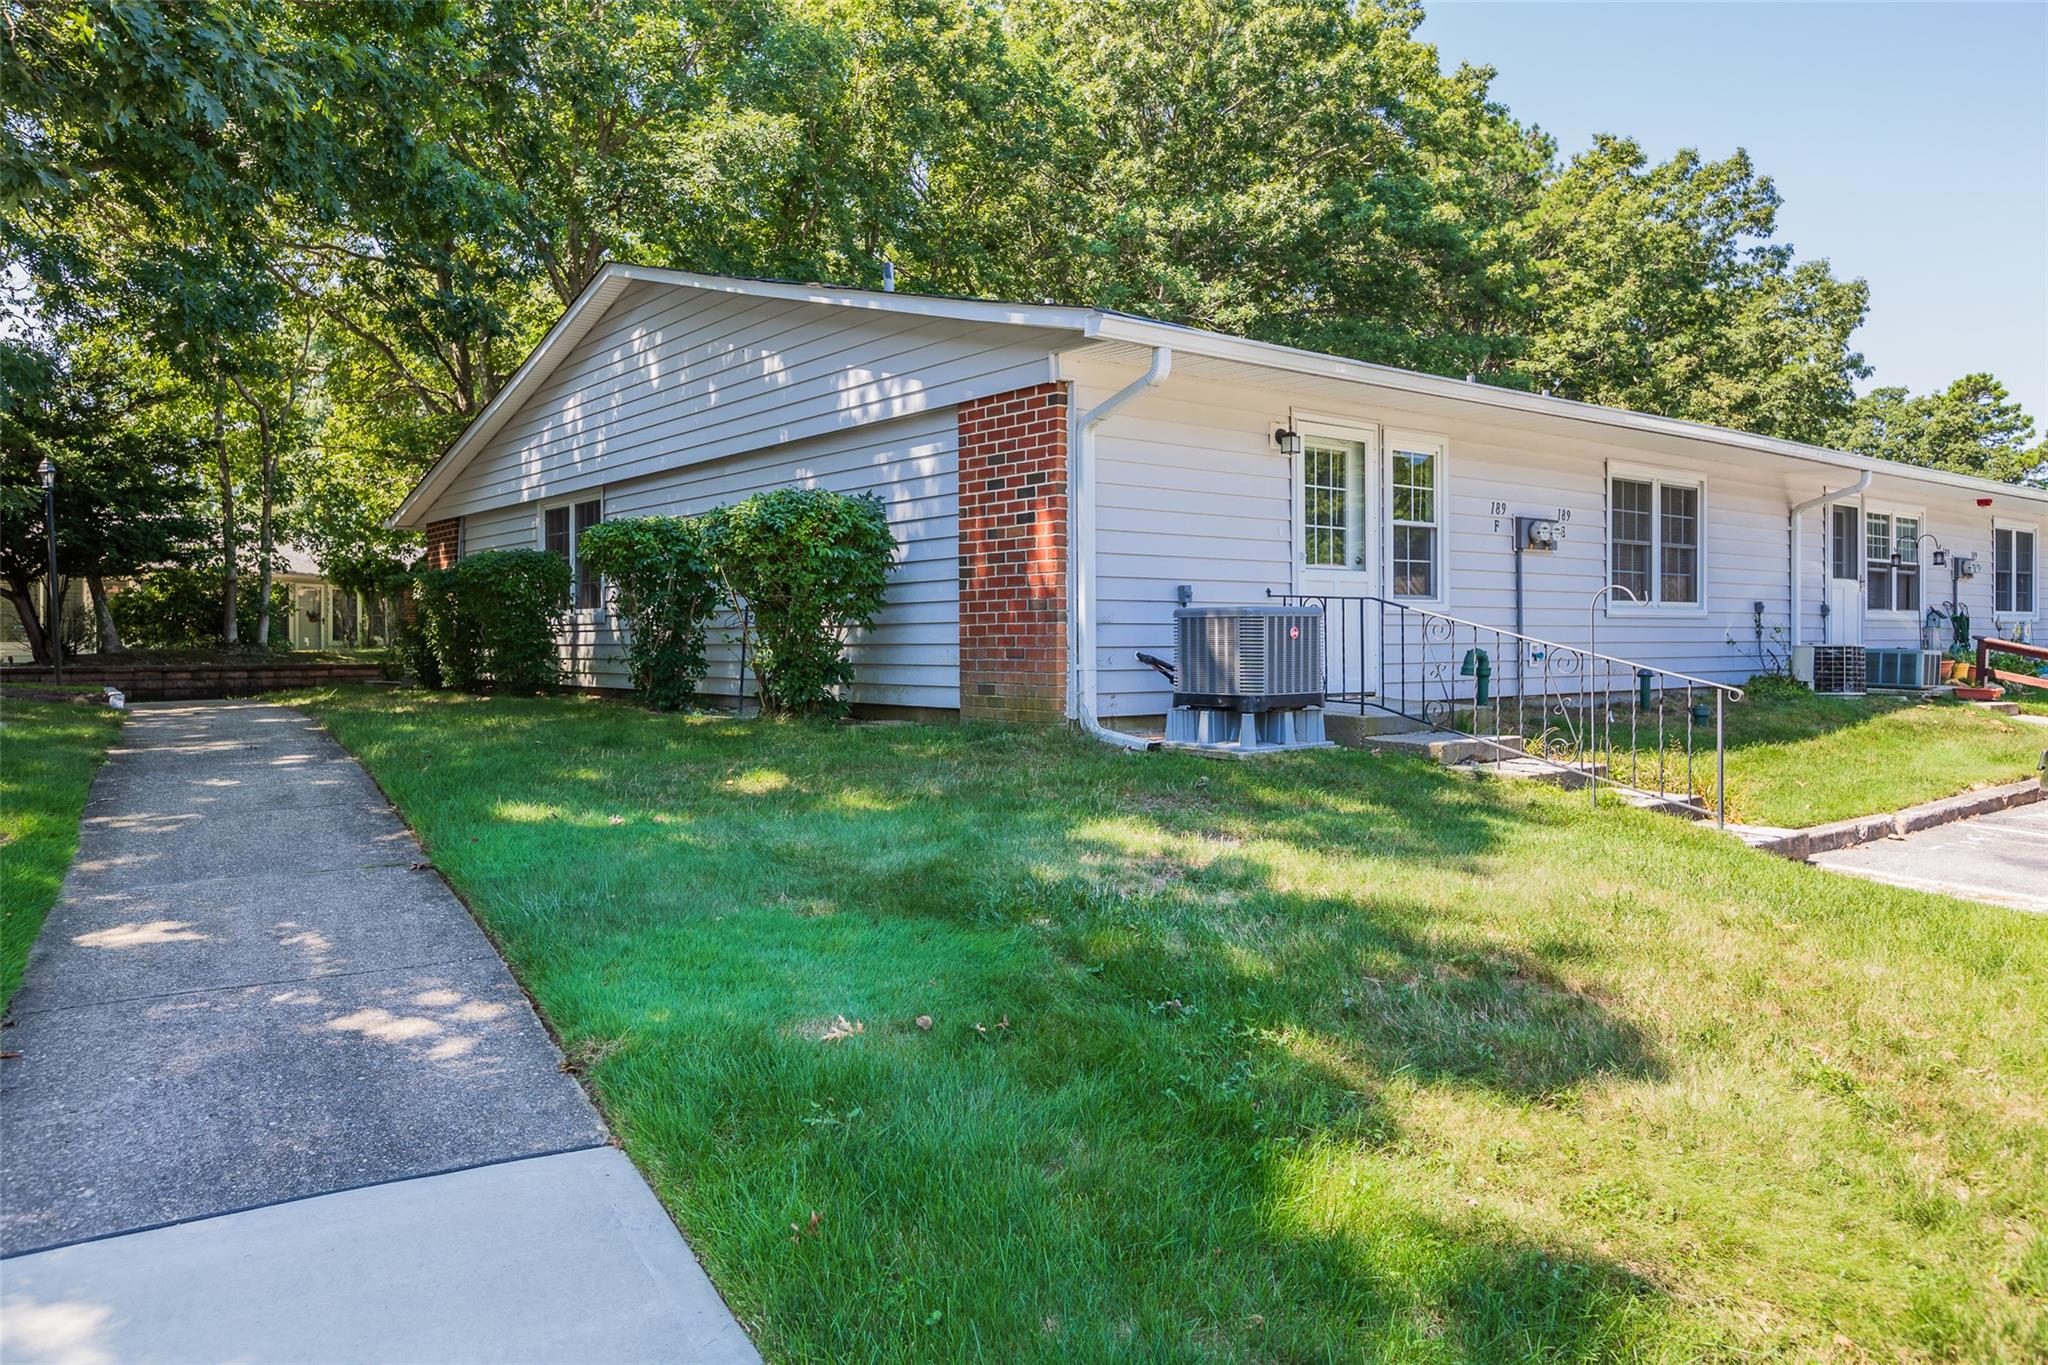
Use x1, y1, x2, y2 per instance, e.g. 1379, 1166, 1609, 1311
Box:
294, 585, 323, 649
1827, 503, 1864, 646
1294, 425, 1381, 702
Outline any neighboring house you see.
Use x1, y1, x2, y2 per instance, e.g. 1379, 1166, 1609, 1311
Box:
0, 578, 91, 664
270, 546, 398, 651
2, 551, 394, 662
389, 266, 2047, 723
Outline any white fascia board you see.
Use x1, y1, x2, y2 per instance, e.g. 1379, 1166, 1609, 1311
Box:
1080, 314, 2048, 509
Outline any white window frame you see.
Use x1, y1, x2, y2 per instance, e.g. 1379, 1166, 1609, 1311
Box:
1862, 501, 1925, 619
1994, 518, 2040, 621
1383, 429, 1448, 606
1604, 461, 1707, 616
539, 490, 607, 616
1292, 418, 1378, 583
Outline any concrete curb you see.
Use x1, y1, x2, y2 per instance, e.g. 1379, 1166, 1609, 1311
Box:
1738, 777, 2043, 860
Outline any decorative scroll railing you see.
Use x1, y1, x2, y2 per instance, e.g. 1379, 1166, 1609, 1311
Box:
1268, 592, 1745, 827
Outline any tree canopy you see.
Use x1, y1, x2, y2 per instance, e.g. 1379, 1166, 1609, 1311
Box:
2, 0, 2039, 658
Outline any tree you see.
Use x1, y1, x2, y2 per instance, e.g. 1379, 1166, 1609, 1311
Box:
0, 334, 210, 662
1832, 375, 2047, 486
1010, 0, 1549, 376
1516, 135, 1870, 441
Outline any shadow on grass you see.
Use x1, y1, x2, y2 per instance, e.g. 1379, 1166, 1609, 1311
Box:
298, 688, 1699, 1358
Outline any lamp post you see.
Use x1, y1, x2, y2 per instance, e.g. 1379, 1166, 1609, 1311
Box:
38, 456, 60, 682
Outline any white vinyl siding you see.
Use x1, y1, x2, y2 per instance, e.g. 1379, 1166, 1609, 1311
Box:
573, 413, 958, 707
1066, 350, 2031, 716
426, 278, 1060, 519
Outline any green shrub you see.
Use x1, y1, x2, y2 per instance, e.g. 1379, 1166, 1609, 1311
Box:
577, 517, 719, 711
700, 488, 897, 715
409, 549, 567, 693
110, 564, 293, 651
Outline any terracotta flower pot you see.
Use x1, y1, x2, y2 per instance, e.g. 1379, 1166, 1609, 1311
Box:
1953, 685, 2003, 701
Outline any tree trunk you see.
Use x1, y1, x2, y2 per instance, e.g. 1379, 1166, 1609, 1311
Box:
216, 381, 238, 645
3, 578, 51, 666
255, 462, 275, 648
89, 573, 123, 653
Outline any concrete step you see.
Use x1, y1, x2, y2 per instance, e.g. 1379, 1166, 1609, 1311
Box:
1349, 729, 1523, 765
1972, 699, 2021, 715
1455, 754, 1609, 790
1324, 711, 1429, 742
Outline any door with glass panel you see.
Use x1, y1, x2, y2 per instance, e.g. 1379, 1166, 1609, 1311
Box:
1827, 503, 1863, 646
1295, 427, 1379, 705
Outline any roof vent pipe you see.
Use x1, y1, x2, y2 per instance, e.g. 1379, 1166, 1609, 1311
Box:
1787, 470, 1871, 647
1073, 347, 1172, 751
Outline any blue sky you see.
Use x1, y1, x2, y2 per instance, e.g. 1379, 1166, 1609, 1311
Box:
1417, 0, 2048, 423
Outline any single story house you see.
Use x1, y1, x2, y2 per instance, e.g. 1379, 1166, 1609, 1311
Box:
389, 265, 2046, 726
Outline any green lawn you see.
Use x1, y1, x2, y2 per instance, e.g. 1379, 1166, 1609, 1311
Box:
1588, 691, 2044, 827
1, 698, 123, 1009
294, 687, 2047, 1363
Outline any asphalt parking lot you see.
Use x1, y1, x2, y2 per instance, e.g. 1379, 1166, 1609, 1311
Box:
1810, 799, 2048, 912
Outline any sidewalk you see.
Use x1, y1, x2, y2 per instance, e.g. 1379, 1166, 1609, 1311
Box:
1, 702, 757, 1363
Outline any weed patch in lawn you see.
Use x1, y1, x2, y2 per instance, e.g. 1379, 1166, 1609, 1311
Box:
294, 687, 2048, 1361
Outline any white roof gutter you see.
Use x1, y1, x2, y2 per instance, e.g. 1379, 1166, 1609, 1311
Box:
1071, 346, 1172, 751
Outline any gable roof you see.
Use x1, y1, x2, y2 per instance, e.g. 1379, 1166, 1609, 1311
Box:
392, 263, 2048, 526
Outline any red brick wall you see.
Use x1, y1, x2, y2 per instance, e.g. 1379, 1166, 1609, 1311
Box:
957, 382, 1071, 722
423, 518, 461, 570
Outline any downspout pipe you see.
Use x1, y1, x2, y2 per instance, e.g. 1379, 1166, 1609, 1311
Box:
1788, 470, 1871, 647
1072, 347, 1172, 750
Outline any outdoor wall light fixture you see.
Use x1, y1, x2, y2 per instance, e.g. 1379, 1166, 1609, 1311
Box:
1274, 426, 1302, 456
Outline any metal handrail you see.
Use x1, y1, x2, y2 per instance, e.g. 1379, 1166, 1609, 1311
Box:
1268, 589, 1744, 827
1267, 591, 1743, 698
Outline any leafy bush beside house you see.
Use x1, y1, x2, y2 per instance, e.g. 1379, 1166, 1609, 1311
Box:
576, 517, 719, 711
700, 488, 897, 715
409, 549, 568, 693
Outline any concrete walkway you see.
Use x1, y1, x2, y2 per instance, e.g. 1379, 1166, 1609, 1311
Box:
1, 702, 758, 1363
1811, 799, 2048, 912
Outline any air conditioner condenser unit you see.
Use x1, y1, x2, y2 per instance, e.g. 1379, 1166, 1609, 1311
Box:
1151, 606, 1333, 753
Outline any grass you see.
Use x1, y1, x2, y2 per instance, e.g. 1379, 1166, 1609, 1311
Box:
0, 698, 123, 1009
1576, 691, 2044, 827
292, 686, 2048, 1363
